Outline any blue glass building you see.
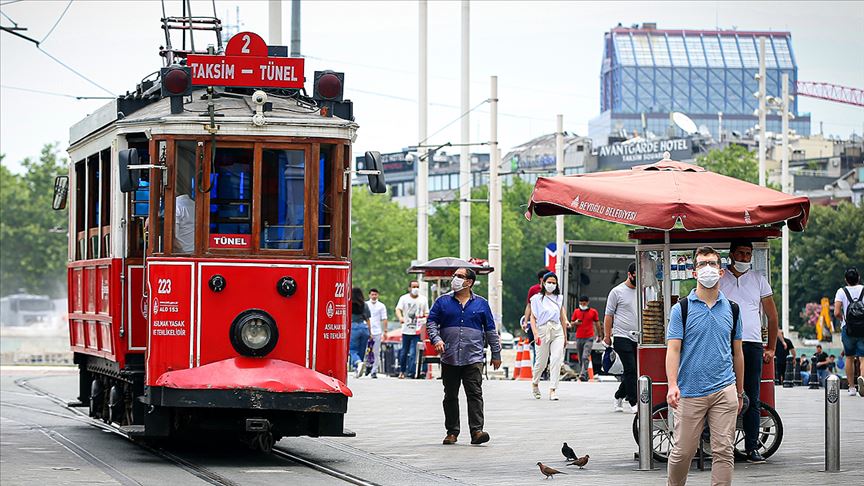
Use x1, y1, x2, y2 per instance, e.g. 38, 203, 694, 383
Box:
589, 24, 811, 146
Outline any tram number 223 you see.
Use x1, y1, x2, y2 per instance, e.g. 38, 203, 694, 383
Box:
157, 279, 172, 295
334, 282, 345, 298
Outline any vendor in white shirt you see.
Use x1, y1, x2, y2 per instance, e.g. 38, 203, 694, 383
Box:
366, 289, 389, 379
529, 272, 570, 401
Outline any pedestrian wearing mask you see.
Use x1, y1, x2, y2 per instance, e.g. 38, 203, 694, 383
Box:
718, 240, 778, 463
529, 272, 570, 400
666, 246, 745, 486
396, 280, 429, 379
349, 287, 372, 378
603, 262, 639, 413
571, 295, 601, 382
427, 268, 502, 445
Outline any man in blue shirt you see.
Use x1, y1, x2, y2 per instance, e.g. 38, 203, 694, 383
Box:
427, 267, 502, 446
666, 246, 744, 486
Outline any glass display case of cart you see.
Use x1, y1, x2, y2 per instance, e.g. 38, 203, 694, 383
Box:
635, 242, 771, 347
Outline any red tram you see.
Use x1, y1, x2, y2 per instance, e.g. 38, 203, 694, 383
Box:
51, 28, 384, 449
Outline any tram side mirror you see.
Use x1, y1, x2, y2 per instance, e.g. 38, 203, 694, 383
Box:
363, 151, 386, 194
118, 148, 141, 193
51, 175, 68, 210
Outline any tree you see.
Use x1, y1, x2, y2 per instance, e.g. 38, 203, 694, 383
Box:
696, 144, 759, 184
0, 144, 69, 297
349, 187, 417, 306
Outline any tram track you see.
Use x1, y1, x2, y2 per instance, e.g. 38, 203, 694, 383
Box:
10, 375, 384, 486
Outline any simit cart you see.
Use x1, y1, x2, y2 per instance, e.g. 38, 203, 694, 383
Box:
526, 155, 810, 461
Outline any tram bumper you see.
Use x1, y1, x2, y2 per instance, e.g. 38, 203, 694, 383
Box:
148, 357, 352, 414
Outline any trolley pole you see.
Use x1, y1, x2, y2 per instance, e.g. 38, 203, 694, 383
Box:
825, 374, 840, 472
417, 0, 429, 299
636, 375, 655, 471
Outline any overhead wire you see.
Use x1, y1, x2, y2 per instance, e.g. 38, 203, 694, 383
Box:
40, 0, 72, 43
0, 84, 113, 99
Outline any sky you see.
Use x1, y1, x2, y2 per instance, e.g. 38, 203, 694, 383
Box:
1, 0, 863, 173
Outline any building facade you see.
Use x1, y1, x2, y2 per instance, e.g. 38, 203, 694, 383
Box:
589, 23, 811, 146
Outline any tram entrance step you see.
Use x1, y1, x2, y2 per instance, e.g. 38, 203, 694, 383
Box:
120, 425, 146, 437
340, 428, 357, 437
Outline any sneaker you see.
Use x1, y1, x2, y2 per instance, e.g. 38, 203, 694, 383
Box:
398, 373, 405, 379
858, 376, 864, 397
849, 387, 858, 396
549, 389, 559, 401
354, 361, 364, 379
470, 431, 490, 445
442, 434, 458, 445
746, 450, 767, 463
614, 398, 624, 412
630, 404, 638, 414
532, 385, 542, 399
371, 373, 378, 379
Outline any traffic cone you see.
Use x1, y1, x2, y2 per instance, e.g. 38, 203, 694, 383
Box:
426, 363, 434, 380
587, 356, 595, 381
512, 339, 523, 379
518, 339, 533, 381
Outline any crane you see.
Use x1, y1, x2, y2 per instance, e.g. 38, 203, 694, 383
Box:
796, 81, 863, 107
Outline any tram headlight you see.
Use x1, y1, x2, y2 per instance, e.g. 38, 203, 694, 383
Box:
230, 310, 279, 357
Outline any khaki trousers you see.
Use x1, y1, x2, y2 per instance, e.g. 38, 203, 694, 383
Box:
667, 384, 738, 486
532, 322, 565, 389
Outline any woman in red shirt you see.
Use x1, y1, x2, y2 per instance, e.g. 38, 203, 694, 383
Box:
570, 296, 600, 381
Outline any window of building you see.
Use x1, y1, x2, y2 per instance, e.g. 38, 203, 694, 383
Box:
685, 36, 706, 67
650, 35, 671, 66
260, 148, 304, 250
403, 181, 415, 197
702, 36, 724, 67
738, 37, 759, 68
450, 173, 459, 190
667, 35, 689, 67
772, 37, 793, 68
720, 36, 742, 68
614, 34, 636, 65
631, 34, 653, 65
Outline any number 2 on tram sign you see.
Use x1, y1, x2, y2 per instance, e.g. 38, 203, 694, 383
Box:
186, 31, 304, 89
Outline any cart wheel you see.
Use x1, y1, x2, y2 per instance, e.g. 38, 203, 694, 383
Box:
631, 402, 675, 462
733, 403, 783, 459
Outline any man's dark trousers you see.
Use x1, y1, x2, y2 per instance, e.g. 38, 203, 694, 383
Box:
742, 342, 763, 452
441, 362, 484, 436
613, 337, 638, 406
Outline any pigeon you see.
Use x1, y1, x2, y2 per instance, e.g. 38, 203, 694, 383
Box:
567, 454, 590, 469
561, 442, 577, 461
537, 462, 566, 479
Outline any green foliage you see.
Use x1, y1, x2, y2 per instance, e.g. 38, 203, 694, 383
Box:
0, 145, 69, 297
349, 187, 417, 306
786, 202, 864, 326
696, 144, 759, 184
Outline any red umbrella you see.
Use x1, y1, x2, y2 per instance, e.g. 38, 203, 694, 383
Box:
526, 158, 810, 231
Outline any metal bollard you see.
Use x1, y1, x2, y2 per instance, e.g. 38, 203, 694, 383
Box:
636, 375, 655, 471
793, 359, 802, 386
809, 356, 821, 389
825, 375, 840, 472
783, 355, 795, 388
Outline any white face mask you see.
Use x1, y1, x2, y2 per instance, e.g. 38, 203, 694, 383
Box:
450, 277, 465, 292
410, 288, 419, 297
696, 265, 721, 288
732, 260, 751, 273
544, 282, 557, 293
579, 305, 588, 311
370, 297, 378, 303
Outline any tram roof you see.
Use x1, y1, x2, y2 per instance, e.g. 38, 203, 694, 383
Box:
70, 88, 358, 147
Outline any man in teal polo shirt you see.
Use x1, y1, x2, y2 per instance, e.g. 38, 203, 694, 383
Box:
666, 246, 745, 486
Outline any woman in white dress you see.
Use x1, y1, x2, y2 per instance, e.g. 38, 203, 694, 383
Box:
529, 272, 570, 400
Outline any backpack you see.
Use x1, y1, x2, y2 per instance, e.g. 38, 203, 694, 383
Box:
679, 298, 740, 349
842, 287, 864, 337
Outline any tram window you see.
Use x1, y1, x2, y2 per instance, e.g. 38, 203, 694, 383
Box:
74, 160, 85, 259
173, 141, 197, 254
87, 154, 99, 258
319, 145, 334, 255
210, 148, 253, 237
260, 148, 304, 250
